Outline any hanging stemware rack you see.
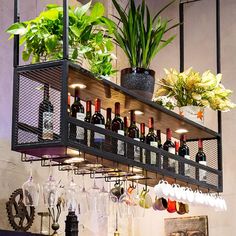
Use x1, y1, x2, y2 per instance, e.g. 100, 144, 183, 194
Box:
11, 0, 223, 193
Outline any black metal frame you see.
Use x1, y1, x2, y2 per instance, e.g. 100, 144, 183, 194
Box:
11, 0, 223, 192
179, 0, 223, 191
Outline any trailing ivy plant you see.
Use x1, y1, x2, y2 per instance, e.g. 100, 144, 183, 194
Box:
109, 0, 178, 69
6, 1, 116, 76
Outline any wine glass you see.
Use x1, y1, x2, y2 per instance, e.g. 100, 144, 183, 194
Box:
78, 174, 89, 215
130, 181, 145, 218
65, 168, 78, 212
22, 162, 40, 207
118, 179, 132, 218
98, 176, 110, 217
43, 164, 58, 208
87, 171, 100, 213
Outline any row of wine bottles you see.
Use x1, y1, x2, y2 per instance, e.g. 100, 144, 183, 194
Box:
38, 85, 207, 182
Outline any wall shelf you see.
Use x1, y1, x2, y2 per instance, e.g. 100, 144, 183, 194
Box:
12, 60, 222, 192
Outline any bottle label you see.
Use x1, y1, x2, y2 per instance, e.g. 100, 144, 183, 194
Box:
150, 141, 158, 165
134, 138, 140, 161
117, 130, 125, 155
184, 155, 191, 177
168, 147, 176, 170
199, 161, 207, 182
94, 124, 105, 142
76, 113, 86, 140
43, 112, 53, 140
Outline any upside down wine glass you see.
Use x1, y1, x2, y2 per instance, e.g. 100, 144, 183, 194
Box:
22, 162, 40, 207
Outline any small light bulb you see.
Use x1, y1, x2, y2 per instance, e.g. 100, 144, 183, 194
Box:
175, 128, 189, 134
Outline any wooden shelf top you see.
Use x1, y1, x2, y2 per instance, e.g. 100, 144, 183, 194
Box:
68, 63, 219, 140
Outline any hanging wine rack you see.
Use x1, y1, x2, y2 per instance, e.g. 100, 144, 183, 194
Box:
11, 0, 223, 192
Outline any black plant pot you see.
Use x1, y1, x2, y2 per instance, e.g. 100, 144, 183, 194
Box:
120, 68, 155, 100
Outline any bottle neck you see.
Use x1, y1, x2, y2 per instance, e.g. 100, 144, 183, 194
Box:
148, 117, 154, 132
95, 99, 101, 113
175, 141, 179, 154
180, 134, 187, 146
166, 128, 172, 141
86, 101, 91, 116
157, 130, 161, 141
74, 87, 80, 102
124, 116, 128, 135
115, 102, 120, 117
198, 139, 203, 151
130, 110, 136, 125
140, 123, 145, 136
106, 108, 112, 121
44, 84, 49, 100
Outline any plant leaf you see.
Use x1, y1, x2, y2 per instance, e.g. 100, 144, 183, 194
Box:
39, 9, 59, 21
6, 22, 27, 35
22, 50, 31, 61
69, 25, 82, 38
45, 34, 58, 52
153, 0, 176, 23
74, 1, 91, 19
90, 2, 105, 21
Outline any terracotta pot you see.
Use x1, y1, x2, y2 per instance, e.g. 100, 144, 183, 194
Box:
120, 67, 155, 100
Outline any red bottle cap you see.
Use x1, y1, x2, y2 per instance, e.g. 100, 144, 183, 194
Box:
95, 98, 101, 112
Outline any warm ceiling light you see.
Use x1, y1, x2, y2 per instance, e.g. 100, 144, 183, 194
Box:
129, 174, 144, 180
135, 110, 144, 115
69, 83, 87, 89
131, 167, 143, 173
175, 128, 189, 134
129, 110, 144, 115
64, 157, 85, 164
67, 149, 82, 156
86, 163, 103, 168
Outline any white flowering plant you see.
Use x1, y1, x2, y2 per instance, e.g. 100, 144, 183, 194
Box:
154, 68, 236, 112
153, 96, 176, 110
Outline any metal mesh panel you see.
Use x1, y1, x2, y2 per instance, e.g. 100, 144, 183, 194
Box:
67, 118, 221, 190
15, 65, 63, 145
187, 139, 218, 169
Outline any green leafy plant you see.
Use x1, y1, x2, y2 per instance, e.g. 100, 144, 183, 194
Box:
154, 68, 236, 111
6, 1, 116, 76
109, 0, 178, 69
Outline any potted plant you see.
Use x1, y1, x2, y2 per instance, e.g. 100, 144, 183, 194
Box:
109, 0, 178, 99
6, 1, 116, 77
154, 68, 236, 124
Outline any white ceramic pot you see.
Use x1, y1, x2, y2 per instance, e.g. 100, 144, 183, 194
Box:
179, 105, 204, 125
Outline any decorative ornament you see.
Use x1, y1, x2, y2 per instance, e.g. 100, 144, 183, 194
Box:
6, 188, 35, 231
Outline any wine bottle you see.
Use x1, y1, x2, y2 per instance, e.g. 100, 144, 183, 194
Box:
195, 139, 207, 182
70, 87, 85, 142
104, 108, 112, 152
105, 108, 112, 130
156, 129, 162, 149
84, 100, 92, 146
84, 101, 92, 123
112, 102, 124, 155
128, 110, 139, 161
146, 117, 158, 165
38, 83, 54, 141
67, 93, 71, 115
124, 116, 128, 136
178, 134, 190, 177
91, 98, 105, 149
175, 141, 179, 155
163, 128, 176, 172
175, 141, 180, 174
156, 129, 162, 168
140, 123, 146, 163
